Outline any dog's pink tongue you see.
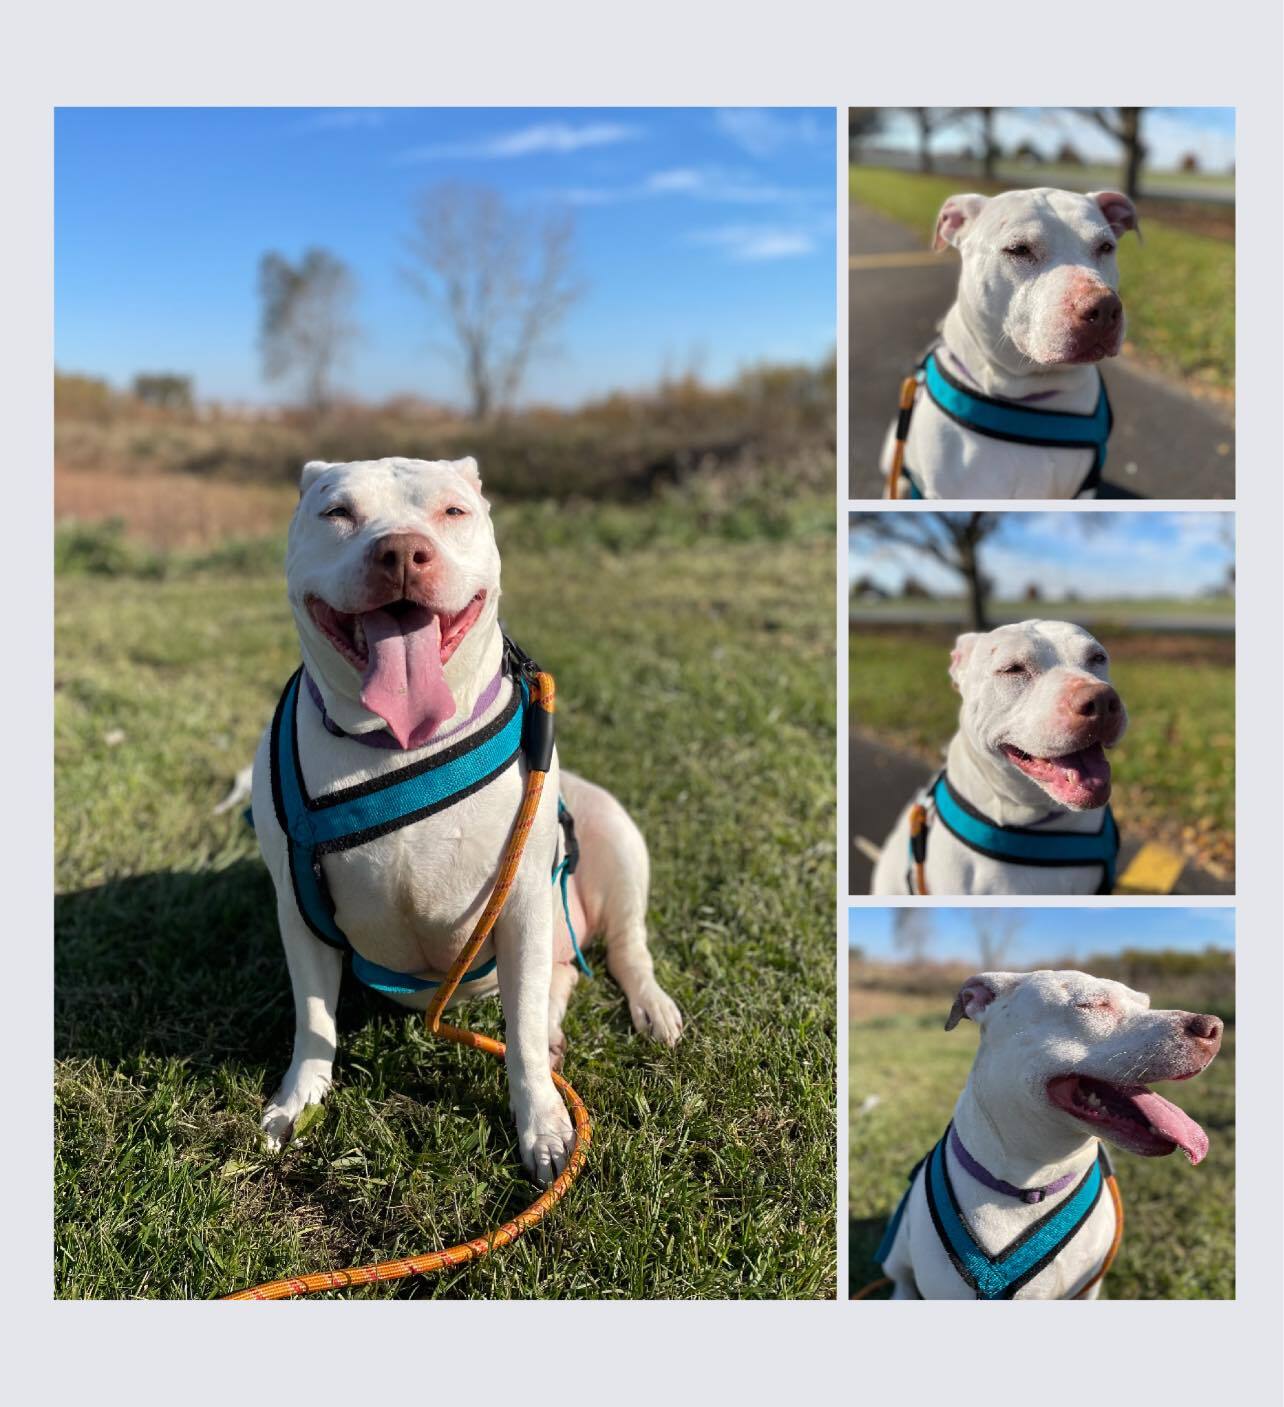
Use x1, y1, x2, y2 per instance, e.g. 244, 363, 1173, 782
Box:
1128, 1088, 1210, 1165
359, 606, 455, 748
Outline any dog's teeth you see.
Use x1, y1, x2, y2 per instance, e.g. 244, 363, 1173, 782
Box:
354, 618, 365, 649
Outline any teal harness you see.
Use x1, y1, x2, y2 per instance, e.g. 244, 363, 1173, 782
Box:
266, 648, 590, 997
909, 770, 1119, 895
877, 1124, 1114, 1300
900, 347, 1112, 500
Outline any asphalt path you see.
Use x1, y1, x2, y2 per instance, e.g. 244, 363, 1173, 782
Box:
848, 731, 1232, 896
848, 204, 1235, 500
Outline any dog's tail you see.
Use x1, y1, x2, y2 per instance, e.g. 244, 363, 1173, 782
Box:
212, 763, 254, 817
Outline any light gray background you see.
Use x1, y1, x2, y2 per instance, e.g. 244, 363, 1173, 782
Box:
10, 1, 1282, 1402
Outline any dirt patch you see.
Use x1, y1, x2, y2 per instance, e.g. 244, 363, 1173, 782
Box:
55, 468, 296, 549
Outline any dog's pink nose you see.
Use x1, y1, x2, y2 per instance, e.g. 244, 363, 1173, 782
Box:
1065, 679, 1122, 721
1185, 1013, 1223, 1047
369, 532, 433, 590
1072, 287, 1122, 330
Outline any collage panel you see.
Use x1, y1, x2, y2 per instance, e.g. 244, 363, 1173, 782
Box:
847, 107, 1235, 501
52, 105, 839, 1301
848, 510, 1235, 898
848, 907, 1235, 1300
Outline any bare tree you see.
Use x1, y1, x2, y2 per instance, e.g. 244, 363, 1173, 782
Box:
257, 248, 356, 414
976, 107, 1000, 182
907, 108, 969, 173
850, 512, 1002, 630
404, 184, 584, 422
848, 107, 885, 162
892, 908, 936, 965
1083, 107, 1147, 199
971, 911, 1023, 969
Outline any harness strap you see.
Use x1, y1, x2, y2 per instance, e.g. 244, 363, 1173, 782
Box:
553, 799, 592, 977
267, 643, 590, 995
910, 771, 1119, 895
923, 1125, 1109, 1300
894, 347, 1112, 499
873, 1131, 1121, 1300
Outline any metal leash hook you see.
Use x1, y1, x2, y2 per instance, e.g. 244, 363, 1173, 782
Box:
223, 667, 592, 1301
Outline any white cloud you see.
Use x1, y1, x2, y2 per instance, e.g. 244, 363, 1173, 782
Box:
395, 121, 641, 163
557, 166, 815, 207
715, 108, 825, 157
293, 109, 386, 133
689, 224, 818, 262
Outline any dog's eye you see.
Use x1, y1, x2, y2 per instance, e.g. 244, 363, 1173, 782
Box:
1003, 243, 1035, 260
322, 504, 353, 522
443, 505, 468, 518
1087, 651, 1108, 667
997, 661, 1028, 676
1096, 241, 1116, 257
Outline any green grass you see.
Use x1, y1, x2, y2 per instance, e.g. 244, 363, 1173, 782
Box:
55, 515, 836, 1299
849, 1001, 1235, 1298
850, 165, 1235, 391
849, 628, 1234, 872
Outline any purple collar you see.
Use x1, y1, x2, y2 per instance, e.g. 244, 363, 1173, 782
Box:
948, 1124, 1079, 1204
302, 667, 504, 751
940, 345, 1062, 405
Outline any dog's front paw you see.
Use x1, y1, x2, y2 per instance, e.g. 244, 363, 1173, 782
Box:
629, 981, 684, 1047
260, 1063, 332, 1151
514, 1090, 575, 1187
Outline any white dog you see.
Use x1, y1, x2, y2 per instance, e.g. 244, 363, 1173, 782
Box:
881, 187, 1140, 499
877, 969, 1222, 1299
251, 456, 682, 1185
871, 620, 1127, 896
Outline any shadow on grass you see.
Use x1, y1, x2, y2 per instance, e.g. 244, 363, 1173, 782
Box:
53, 860, 507, 1118
848, 1214, 893, 1299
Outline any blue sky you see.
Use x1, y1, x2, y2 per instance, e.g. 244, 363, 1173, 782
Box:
849, 512, 1234, 600
868, 107, 1235, 175
55, 107, 836, 407
849, 907, 1234, 962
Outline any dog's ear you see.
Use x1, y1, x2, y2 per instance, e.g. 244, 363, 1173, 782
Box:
945, 974, 1013, 1031
299, 460, 332, 498
453, 456, 482, 492
1090, 191, 1141, 241
948, 632, 981, 693
933, 194, 987, 252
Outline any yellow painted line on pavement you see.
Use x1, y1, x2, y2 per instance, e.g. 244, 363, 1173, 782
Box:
849, 251, 946, 270
1115, 842, 1186, 895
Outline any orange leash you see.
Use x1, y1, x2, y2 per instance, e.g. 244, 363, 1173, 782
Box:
884, 374, 919, 500
224, 669, 590, 1301
908, 801, 928, 895
1073, 1171, 1124, 1299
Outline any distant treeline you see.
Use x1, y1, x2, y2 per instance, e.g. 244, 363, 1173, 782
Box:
55, 359, 836, 503
853, 950, 1235, 1017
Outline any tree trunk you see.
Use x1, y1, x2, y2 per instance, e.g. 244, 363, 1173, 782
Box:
916, 111, 933, 173
962, 548, 989, 630
980, 108, 997, 182
1121, 107, 1144, 199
